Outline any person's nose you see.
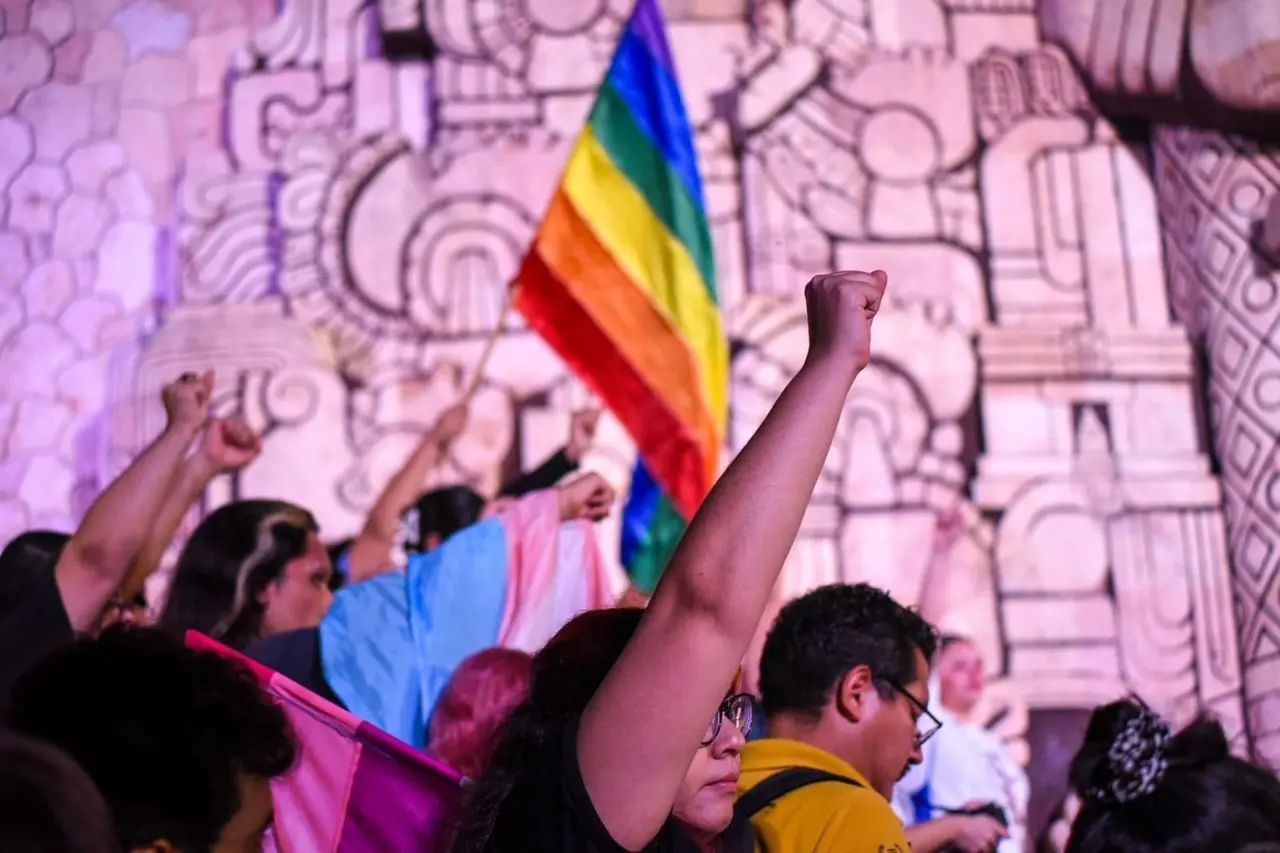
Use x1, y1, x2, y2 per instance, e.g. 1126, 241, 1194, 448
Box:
712, 717, 747, 757
907, 740, 924, 766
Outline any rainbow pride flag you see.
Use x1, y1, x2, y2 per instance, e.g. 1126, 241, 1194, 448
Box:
514, 0, 728, 593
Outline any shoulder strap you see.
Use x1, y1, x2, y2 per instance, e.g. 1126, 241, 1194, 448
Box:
734, 767, 863, 821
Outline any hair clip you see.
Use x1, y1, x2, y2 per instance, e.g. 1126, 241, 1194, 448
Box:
1087, 707, 1171, 804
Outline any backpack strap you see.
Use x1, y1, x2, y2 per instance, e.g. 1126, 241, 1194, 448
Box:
734, 767, 863, 821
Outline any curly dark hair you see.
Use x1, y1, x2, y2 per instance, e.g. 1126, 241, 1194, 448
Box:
0, 730, 119, 853
758, 583, 938, 719
3, 626, 296, 852
158, 499, 319, 649
1066, 699, 1280, 853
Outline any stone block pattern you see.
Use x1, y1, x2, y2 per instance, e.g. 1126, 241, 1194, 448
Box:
0, 0, 1248, 761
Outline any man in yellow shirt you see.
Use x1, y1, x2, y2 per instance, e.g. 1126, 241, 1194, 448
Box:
737, 583, 948, 852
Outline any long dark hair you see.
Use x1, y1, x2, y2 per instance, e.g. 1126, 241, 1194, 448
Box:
1066, 698, 1280, 853
450, 608, 644, 852
157, 500, 317, 650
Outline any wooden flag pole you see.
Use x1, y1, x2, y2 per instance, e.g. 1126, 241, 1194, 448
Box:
459, 283, 517, 405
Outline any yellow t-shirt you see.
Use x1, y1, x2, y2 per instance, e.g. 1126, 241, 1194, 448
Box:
738, 738, 910, 853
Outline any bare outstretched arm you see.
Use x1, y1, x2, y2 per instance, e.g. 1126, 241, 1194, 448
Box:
345, 403, 468, 581
54, 373, 213, 632
115, 417, 262, 607
578, 270, 889, 849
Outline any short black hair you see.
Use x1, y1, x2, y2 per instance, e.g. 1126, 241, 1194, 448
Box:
4, 627, 296, 851
0, 730, 118, 853
758, 583, 938, 719
1066, 699, 1280, 853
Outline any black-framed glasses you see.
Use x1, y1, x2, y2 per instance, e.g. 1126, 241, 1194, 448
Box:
880, 677, 942, 748
703, 692, 754, 746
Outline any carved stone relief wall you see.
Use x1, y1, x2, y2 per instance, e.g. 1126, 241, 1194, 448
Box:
1037, 0, 1280, 768
0, 0, 1251, 816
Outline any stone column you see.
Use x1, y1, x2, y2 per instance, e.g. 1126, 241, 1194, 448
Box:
1153, 126, 1280, 764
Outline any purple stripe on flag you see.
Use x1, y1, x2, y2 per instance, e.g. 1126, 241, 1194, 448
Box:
338, 723, 462, 852
626, 0, 675, 75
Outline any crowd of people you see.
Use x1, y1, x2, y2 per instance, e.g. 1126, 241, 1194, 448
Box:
3, 270, 1280, 852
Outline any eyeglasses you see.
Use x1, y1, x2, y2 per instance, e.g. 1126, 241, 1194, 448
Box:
880, 677, 942, 748
703, 692, 754, 746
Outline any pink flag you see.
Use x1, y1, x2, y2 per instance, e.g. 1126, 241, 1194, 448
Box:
185, 632, 464, 853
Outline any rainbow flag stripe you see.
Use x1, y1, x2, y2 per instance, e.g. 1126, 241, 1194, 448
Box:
515, 0, 727, 590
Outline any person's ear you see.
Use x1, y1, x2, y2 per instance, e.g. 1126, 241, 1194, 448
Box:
835, 665, 874, 723
425, 532, 443, 551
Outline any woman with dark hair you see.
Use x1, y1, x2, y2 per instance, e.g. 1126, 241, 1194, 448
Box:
0, 730, 119, 853
449, 269, 889, 853
428, 647, 534, 780
1065, 698, 1280, 853
157, 500, 332, 650
456, 608, 754, 852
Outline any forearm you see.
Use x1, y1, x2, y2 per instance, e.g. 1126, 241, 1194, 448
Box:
117, 454, 218, 601
361, 437, 442, 543
655, 354, 860, 637
904, 817, 961, 853
501, 448, 578, 496
57, 421, 199, 629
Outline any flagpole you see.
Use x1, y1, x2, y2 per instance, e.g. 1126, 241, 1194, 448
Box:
459, 282, 517, 405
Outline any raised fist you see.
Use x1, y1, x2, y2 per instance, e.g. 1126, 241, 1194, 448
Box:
162, 370, 213, 430
432, 403, 469, 447
804, 270, 888, 374
201, 417, 262, 472
557, 472, 616, 522
566, 408, 601, 463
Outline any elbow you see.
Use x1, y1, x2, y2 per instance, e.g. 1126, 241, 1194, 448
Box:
60, 539, 126, 585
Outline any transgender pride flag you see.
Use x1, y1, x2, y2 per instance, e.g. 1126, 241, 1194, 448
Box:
186, 632, 463, 853
318, 487, 614, 749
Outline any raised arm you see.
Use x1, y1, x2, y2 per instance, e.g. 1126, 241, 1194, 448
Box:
345, 403, 468, 581
499, 408, 599, 497
54, 373, 212, 631
917, 508, 963, 626
579, 270, 888, 848
114, 417, 262, 607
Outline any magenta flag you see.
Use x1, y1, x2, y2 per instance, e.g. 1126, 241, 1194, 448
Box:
185, 632, 464, 852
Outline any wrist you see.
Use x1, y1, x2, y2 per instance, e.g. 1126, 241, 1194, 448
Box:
185, 450, 221, 484
163, 417, 204, 443
799, 349, 863, 387
564, 443, 582, 464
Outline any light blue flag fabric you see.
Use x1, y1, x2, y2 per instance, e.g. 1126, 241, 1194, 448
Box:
318, 518, 509, 748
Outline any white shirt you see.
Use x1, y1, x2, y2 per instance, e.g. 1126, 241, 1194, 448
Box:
892, 703, 1030, 853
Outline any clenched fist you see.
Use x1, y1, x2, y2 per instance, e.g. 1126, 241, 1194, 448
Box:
432, 403, 470, 448
201, 417, 262, 473
557, 472, 616, 523
566, 408, 601, 463
162, 371, 213, 431
804, 270, 887, 375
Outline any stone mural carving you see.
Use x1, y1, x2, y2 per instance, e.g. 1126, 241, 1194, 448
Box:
0, 0, 1261, 829
1038, 0, 1280, 767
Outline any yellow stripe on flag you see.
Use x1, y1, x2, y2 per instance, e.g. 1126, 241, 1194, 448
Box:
562, 132, 729, 434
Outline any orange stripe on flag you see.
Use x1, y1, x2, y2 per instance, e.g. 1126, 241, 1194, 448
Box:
517, 193, 714, 516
